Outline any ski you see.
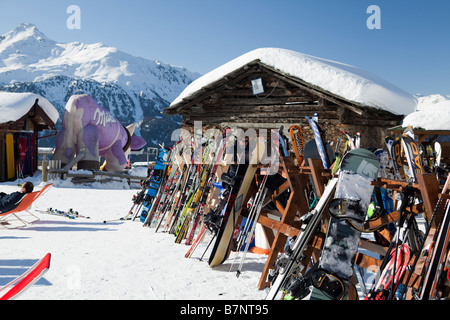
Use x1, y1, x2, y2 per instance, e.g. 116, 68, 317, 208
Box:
0, 253, 51, 300
275, 126, 289, 157
186, 184, 230, 259
265, 177, 338, 300
365, 244, 411, 300
401, 128, 423, 183
184, 129, 226, 244
342, 130, 356, 150
230, 170, 270, 275
125, 178, 151, 221
36, 208, 89, 219
331, 137, 342, 176
306, 116, 329, 169
391, 137, 407, 181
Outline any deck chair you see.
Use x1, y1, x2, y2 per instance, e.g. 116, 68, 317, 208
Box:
0, 184, 53, 229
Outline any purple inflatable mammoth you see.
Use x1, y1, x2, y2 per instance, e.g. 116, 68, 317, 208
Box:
52, 94, 147, 172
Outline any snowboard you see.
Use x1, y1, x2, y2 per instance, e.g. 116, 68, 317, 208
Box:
140, 147, 169, 223
208, 139, 266, 267
309, 148, 379, 300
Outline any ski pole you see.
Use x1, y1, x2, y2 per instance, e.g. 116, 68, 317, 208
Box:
199, 232, 217, 262
236, 187, 269, 277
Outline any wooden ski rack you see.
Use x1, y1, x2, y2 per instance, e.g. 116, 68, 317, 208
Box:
240, 153, 331, 290
240, 147, 449, 299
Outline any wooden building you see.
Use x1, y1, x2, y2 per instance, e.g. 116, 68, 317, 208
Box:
0, 92, 59, 182
164, 48, 417, 149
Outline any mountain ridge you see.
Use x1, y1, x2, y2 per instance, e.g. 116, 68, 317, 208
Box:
0, 23, 200, 149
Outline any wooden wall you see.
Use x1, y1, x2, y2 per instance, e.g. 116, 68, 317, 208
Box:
170, 63, 403, 149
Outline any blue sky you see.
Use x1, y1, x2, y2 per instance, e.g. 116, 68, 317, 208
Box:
0, 0, 449, 96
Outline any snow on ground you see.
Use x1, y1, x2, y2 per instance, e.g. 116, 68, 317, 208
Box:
0, 172, 268, 300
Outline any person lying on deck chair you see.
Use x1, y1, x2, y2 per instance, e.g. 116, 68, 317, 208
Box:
0, 181, 34, 213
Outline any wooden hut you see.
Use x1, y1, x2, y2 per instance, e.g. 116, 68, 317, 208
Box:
164, 48, 417, 149
0, 92, 59, 182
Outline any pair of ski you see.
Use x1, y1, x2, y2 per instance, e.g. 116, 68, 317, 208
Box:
36, 208, 88, 220
0, 253, 51, 300
229, 175, 269, 277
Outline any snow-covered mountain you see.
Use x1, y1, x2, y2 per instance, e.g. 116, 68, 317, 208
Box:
0, 23, 201, 148
415, 93, 450, 111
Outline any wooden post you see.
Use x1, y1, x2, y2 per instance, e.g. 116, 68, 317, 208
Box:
256, 155, 325, 290
42, 159, 48, 183
417, 173, 440, 227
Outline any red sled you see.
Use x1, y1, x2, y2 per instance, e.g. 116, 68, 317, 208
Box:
0, 253, 51, 300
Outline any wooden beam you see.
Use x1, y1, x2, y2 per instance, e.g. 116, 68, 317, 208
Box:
257, 213, 301, 238
417, 173, 440, 226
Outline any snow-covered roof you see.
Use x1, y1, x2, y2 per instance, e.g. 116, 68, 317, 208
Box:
0, 92, 59, 124
402, 99, 450, 131
169, 48, 417, 116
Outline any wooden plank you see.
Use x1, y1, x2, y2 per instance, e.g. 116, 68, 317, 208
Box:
417, 173, 440, 227
309, 158, 327, 198
257, 156, 311, 290
257, 214, 301, 238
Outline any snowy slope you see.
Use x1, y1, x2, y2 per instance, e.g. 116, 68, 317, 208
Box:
0, 173, 267, 300
170, 47, 417, 116
0, 23, 199, 105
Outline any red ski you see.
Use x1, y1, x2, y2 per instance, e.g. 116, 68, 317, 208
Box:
0, 253, 51, 300
365, 244, 410, 300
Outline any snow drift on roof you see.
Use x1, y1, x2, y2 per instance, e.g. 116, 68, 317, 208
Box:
402, 100, 450, 131
170, 48, 417, 115
0, 92, 59, 124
